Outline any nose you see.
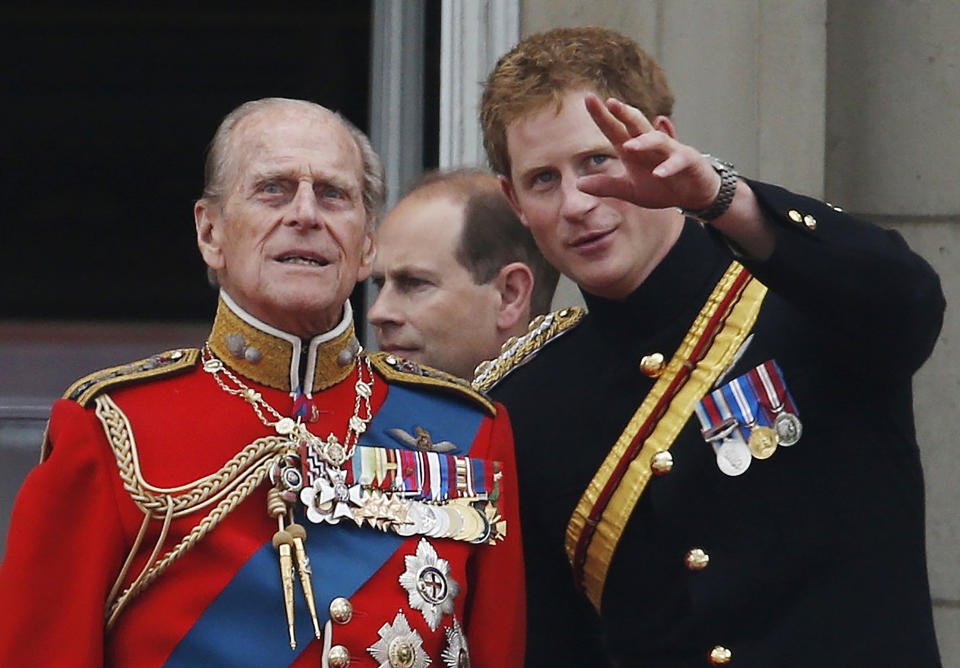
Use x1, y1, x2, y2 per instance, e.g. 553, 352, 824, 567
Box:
367, 283, 403, 328
558, 174, 597, 221
286, 181, 323, 230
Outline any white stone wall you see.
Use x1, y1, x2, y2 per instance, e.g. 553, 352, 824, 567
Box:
522, 0, 959, 663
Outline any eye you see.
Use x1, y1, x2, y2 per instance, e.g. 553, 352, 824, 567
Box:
529, 170, 557, 190
398, 276, 430, 292
589, 155, 609, 167
318, 184, 344, 200
255, 180, 290, 198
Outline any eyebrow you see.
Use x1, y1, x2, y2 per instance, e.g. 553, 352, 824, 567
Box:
385, 266, 440, 283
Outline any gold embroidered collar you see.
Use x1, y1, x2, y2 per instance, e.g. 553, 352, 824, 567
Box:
207, 291, 359, 395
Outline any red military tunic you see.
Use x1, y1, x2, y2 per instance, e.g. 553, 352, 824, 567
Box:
0, 294, 525, 667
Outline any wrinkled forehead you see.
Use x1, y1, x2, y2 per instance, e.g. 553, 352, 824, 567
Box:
225, 105, 362, 185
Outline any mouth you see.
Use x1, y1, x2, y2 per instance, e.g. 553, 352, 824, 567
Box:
379, 344, 420, 358
274, 251, 331, 267
569, 227, 616, 249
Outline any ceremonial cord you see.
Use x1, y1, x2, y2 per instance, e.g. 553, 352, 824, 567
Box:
94, 395, 295, 629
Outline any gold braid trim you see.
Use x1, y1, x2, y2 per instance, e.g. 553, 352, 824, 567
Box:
566, 264, 767, 611
94, 395, 291, 518
65, 349, 199, 407
93, 395, 296, 628
472, 306, 585, 392
370, 352, 497, 416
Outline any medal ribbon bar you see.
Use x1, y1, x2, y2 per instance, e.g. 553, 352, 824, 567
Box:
343, 446, 494, 502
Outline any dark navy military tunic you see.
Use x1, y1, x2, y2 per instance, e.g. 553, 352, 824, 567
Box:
493, 181, 944, 667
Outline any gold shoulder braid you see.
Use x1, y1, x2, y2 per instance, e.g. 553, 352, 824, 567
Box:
64, 349, 199, 407
472, 306, 585, 392
370, 351, 496, 416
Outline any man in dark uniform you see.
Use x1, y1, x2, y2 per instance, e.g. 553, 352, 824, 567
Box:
0, 98, 525, 667
478, 26, 944, 667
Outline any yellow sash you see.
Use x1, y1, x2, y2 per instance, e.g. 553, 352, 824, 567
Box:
565, 262, 767, 611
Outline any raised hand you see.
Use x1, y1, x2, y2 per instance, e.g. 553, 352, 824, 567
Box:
577, 93, 721, 212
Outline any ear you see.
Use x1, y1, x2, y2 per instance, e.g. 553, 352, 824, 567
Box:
652, 115, 678, 140
195, 199, 226, 271
356, 229, 376, 282
494, 262, 534, 333
499, 175, 529, 227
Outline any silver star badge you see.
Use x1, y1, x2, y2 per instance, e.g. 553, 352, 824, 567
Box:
441, 617, 471, 668
399, 538, 460, 631
367, 610, 432, 668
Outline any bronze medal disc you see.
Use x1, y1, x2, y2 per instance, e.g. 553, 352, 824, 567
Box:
748, 426, 778, 459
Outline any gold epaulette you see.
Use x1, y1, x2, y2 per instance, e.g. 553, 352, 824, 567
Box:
63, 348, 200, 407
472, 306, 586, 392
368, 352, 496, 417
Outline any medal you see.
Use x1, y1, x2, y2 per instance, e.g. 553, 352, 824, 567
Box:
747, 426, 778, 459
399, 538, 460, 631
441, 618, 471, 668
774, 411, 803, 446
367, 610, 431, 668
751, 360, 803, 447
695, 393, 751, 476
716, 435, 752, 476
725, 374, 779, 460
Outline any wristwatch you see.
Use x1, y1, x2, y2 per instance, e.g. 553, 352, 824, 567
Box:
681, 154, 739, 223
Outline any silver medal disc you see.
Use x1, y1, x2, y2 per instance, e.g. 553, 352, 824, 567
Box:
717, 437, 752, 476
774, 411, 803, 446
428, 505, 451, 538
397, 502, 424, 537
419, 504, 440, 537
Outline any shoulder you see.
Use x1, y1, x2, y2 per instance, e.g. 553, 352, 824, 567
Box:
62, 348, 200, 407
368, 352, 497, 417
472, 306, 586, 392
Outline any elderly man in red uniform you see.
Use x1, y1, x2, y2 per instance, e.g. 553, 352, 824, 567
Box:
0, 98, 524, 667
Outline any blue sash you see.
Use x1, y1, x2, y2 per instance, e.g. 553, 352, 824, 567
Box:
164, 385, 485, 667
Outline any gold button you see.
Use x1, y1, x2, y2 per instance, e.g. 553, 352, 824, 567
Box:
685, 548, 710, 570
639, 353, 665, 377
651, 451, 674, 475
709, 645, 732, 664
328, 645, 351, 668
329, 596, 353, 624
803, 214, 817, 230
788, 209, 803, 223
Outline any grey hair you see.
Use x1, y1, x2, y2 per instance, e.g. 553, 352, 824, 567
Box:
200, 97, 386, 227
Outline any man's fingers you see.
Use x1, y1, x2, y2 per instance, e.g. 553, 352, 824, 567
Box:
650, 153, 690, 178
584, 93, 631, 145
577, 173, 634, 201
605, 98, 654, 137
